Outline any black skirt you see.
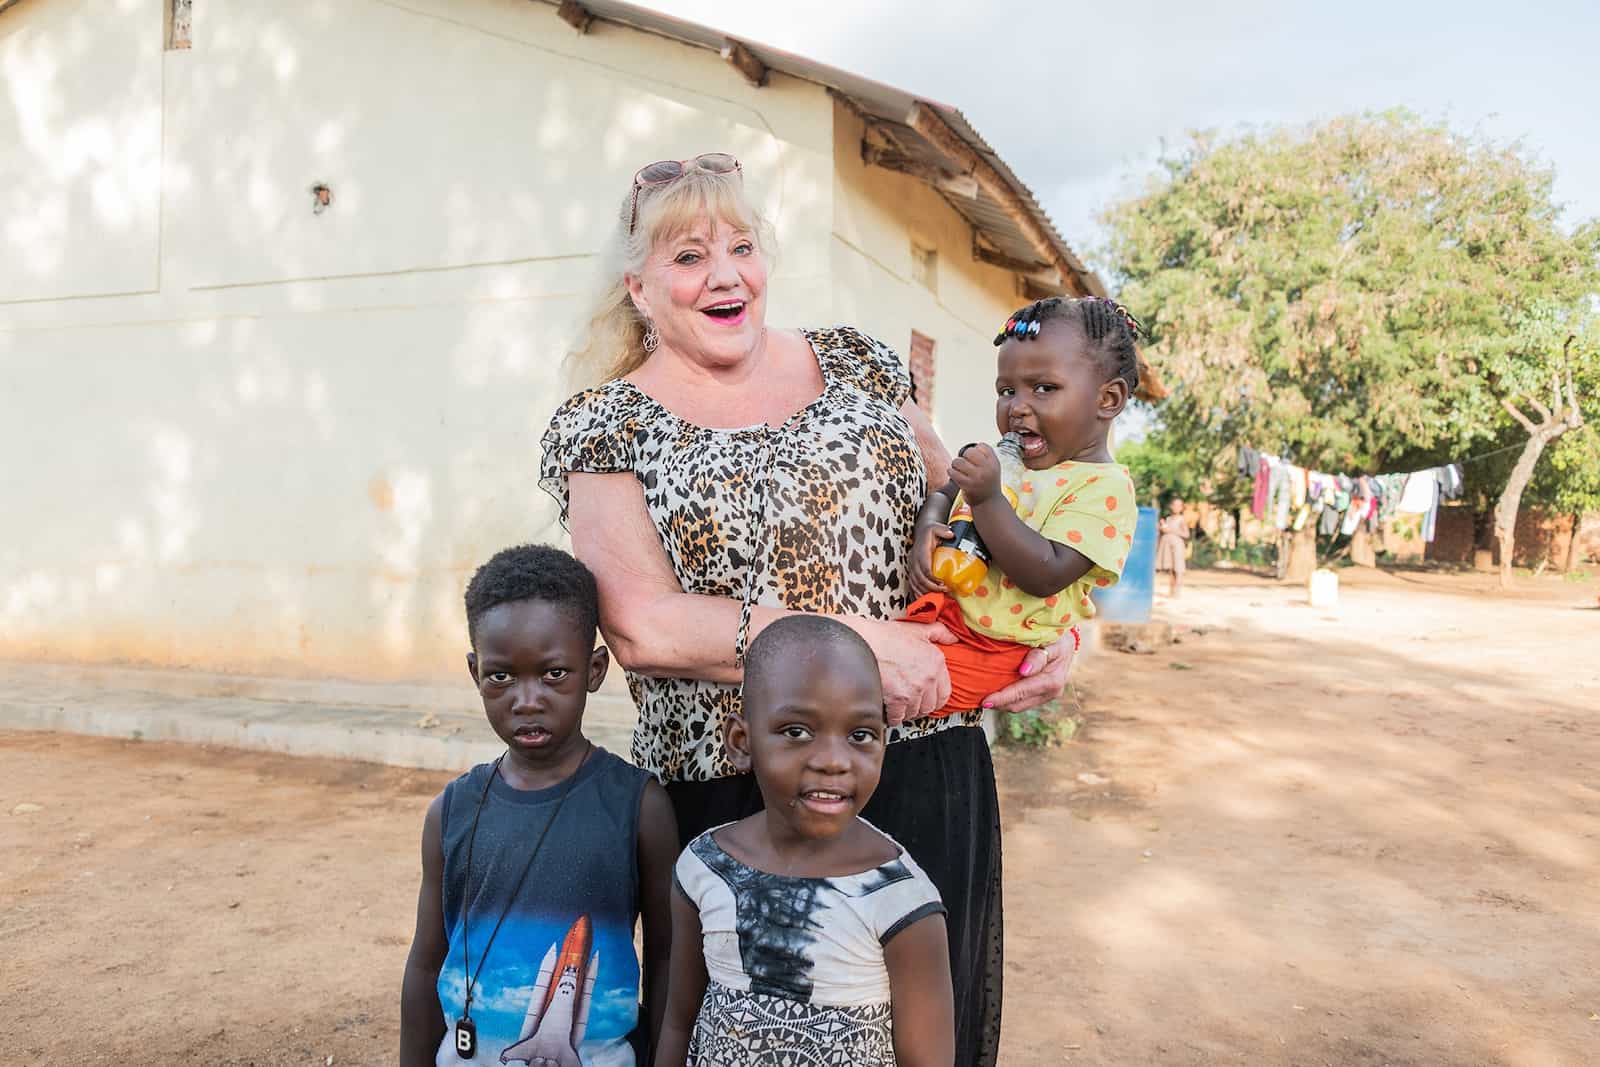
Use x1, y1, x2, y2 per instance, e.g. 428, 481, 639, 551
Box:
665, 724, 1003, 1067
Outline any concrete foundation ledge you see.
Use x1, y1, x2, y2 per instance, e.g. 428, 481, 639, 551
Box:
0, 661, 637, 773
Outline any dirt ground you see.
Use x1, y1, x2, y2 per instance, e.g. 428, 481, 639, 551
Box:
2, 567, 1596, 1065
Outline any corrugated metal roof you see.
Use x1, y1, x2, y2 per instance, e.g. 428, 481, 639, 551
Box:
544, 0, 1106, 299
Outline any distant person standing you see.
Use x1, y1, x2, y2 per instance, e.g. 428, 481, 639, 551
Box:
1156, 497, 1190, 597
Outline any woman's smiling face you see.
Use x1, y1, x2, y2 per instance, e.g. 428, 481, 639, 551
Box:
626, 215, 768, 369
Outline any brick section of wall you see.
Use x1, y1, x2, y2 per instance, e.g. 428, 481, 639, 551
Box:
1425, 506, 1476, 562
1424, 506, 1600, 566
1234, 503, 1600, 568
908, 330, 936, 416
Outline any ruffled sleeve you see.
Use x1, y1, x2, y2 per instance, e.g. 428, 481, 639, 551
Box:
538, 383, 640, 527
809, 326, 912, 411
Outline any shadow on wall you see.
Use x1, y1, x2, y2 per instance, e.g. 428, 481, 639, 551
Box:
1, 0, 830, 681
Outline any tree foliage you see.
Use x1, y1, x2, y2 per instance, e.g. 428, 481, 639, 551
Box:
1102, 112, 1600, 488
1115, 429, 1207, 509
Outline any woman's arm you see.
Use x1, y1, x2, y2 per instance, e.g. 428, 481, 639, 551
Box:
567, 472, 953, 723
399, 795, 448, 1067
898, 400, 952, 488
635, 781, 679, 1062
885, 914, 954, 1067
653, 885, 710, 1067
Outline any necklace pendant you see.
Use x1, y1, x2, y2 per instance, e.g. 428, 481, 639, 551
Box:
454, 1015, 477, 1059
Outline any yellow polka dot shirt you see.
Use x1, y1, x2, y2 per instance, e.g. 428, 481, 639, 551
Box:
954, 460, 1138, 647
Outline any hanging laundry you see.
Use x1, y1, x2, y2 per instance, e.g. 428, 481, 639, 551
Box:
1252, 457, 1271, 519
1233, 449, 1470, 545
1376, 473, 1407, 523
1396, 471, 1436, 514
1437, 463, 1464, 501
1341, 488, 1368, 536
1288, 465, 1308, 509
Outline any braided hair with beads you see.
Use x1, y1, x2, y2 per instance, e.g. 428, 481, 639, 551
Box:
994, 297, 1143, 394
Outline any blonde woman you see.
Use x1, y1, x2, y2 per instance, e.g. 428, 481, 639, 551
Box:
539, 154, 1075, 1065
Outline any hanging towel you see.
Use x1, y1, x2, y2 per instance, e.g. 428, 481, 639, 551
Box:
1397, 471, 1437, 514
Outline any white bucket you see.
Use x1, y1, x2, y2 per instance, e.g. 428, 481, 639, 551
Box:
1308, 568, 1339, 609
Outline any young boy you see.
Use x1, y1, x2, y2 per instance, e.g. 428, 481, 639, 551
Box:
401, 544, 677, 1067
908, 297, 1142, 714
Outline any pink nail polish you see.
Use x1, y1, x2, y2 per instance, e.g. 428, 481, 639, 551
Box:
1019, 662, 1034, 676
982, 701, 994, 709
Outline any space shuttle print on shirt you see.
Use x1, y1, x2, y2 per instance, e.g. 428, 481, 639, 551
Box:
500, 915, 598, 1065
435, 751, 649, 1067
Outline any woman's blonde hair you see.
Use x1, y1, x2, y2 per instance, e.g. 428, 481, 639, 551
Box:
566, 166, 777, 387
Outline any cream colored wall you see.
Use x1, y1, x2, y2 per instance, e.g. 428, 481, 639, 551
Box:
0, 0, 164, 303
829, 102, 1022, 455
0, 0, 835, 680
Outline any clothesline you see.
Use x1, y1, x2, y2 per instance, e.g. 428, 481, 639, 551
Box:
1237, 446, 1463, 545
1455, 441, 1528, 466
1244, 440, 1519, 480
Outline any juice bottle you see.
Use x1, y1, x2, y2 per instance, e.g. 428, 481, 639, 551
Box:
931, 433, 1025, 596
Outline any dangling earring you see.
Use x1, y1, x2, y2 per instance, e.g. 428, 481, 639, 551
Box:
642, 322, 659, 354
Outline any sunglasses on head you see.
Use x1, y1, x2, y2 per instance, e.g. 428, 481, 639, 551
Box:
627, 152, 742, 235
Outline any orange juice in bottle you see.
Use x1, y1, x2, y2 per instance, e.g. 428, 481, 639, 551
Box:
931, 433, 1025, 596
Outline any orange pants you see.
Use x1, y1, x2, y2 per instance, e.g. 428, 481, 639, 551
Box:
902, 592, 1031, 718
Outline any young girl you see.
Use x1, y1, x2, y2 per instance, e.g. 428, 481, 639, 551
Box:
656, 615, 954, 1067
907, 297, 1142, 714
1156, 497, 1190, 597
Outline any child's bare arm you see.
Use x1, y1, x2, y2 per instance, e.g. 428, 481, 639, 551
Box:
885, 913, 954, 1067
910, 481, 959, 598
951, 447, 1094, 597
654, 885, 710, 1067
635, 780, 679, 1061
399, 794, 448, 1067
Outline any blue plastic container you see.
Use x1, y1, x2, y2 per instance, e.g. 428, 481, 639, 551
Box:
1090, 505, 1157, 623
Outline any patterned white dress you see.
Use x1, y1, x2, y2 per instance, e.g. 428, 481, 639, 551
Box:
540, 326, 983, 785
674, 821, 945, 1066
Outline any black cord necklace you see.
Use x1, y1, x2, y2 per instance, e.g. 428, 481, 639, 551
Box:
452, 741, 593, 1059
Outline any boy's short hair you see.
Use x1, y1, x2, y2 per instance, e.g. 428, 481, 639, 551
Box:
742, 616, 880, 716
464, 544, 600, 648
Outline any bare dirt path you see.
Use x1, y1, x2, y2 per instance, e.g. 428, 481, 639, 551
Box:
998, 568, 1600, 1066
2, 568, 1596, 1065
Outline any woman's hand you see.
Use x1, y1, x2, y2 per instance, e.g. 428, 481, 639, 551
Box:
980, 634, 1075, 713
848, 618, 955, 726
908, 517, 953, 600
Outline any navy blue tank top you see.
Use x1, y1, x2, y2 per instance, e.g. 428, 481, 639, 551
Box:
435, 748, 648, 1066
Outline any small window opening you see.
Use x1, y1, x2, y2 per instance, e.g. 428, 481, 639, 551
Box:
166, 0, 193, 50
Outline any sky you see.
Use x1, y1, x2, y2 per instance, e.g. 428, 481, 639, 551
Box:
644, 0, 1600, 271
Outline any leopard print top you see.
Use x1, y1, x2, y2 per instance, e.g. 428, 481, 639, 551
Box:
540, 326, 983, 783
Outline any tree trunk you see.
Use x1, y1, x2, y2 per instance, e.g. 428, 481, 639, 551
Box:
1349, 525, 1376, 567
1564, 511, 1584, 573
1494, 432, 1560, 589
1281, 523, 1318, 583
1495, 337, 1586, 589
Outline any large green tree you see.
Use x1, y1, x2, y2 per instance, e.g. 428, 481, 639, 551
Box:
1102, 111, 1600, 582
